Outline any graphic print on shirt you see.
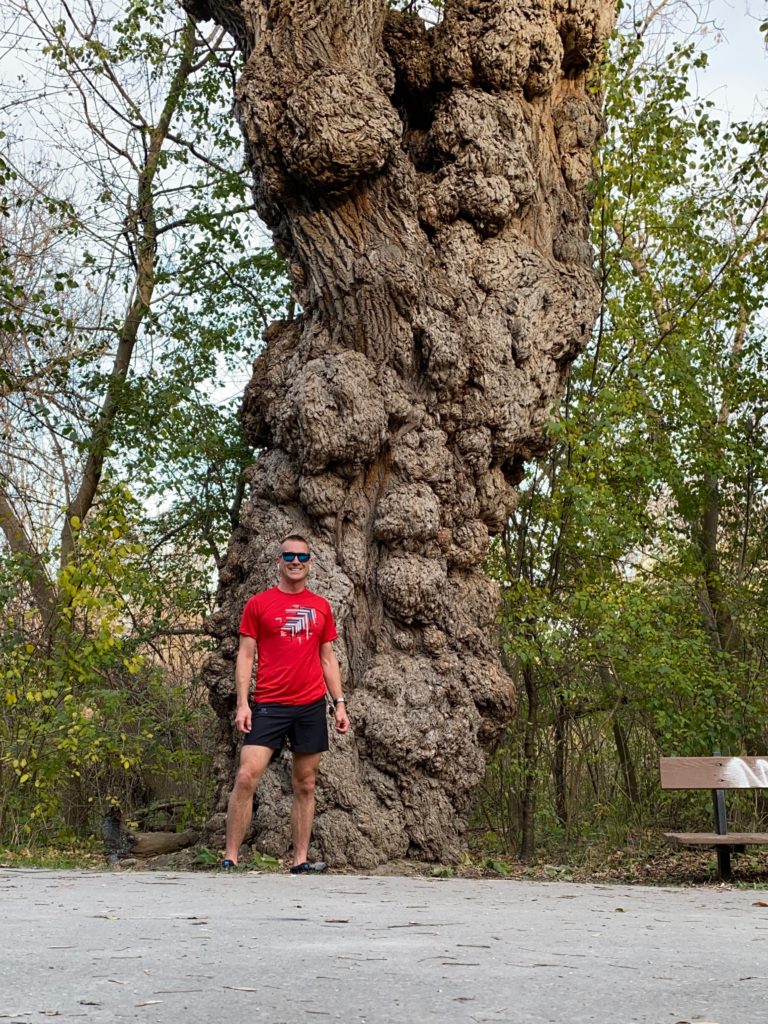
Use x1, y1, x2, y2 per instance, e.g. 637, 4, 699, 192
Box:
279, 606, 317, 641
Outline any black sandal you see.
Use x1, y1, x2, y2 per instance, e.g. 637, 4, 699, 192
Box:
289, 861, 327, 874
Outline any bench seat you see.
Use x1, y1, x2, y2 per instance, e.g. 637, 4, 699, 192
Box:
663, 831, 768, 846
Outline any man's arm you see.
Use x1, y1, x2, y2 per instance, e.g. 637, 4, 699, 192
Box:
320, 641, 349, 734
234, 634, 256, 733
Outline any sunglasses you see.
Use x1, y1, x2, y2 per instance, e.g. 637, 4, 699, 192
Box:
280, 552, 310, 563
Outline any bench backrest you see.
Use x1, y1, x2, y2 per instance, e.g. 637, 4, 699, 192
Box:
660, 756, 768, 790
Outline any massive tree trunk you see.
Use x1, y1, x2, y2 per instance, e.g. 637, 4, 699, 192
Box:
184, 0, 614, 867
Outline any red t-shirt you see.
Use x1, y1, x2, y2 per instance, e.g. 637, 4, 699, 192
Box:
239, 586, 338, 705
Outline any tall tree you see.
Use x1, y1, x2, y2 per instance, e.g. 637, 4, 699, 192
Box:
0, 0, 279, 840
184, 0, 615, 866
482, 26, 768, 858
0, 2, 243, 624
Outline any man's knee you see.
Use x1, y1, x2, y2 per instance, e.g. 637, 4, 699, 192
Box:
292, 768, 317, 799
232, 746, 273, 797
234, 762, 262, 794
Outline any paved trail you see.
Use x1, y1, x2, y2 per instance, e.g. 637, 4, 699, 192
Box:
1, 869, 765, 1023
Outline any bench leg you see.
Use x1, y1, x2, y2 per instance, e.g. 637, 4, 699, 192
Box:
715, 846, 732, 882
711, 786, 732, 881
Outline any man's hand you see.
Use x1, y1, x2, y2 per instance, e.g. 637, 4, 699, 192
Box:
235, 704, 252, 734
334, 703, 350, 734
234, 635, 256, 734
320, 642, 347, 734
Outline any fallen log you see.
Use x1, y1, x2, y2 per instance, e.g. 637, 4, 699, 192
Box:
131, 829, 199, 858
102, 805, 198, 862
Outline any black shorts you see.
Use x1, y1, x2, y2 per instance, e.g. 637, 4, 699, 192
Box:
243, 697, 329, 754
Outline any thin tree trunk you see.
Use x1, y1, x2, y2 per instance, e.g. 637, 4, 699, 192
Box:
553, 693, 569, 830
186, 0, 615, 865
695, 309, 747, 657
60, 17, 198, 568
698, 472, 740, 655
519, 663, 539, 861
597, 663, 639, 808
611, 714, 639, 808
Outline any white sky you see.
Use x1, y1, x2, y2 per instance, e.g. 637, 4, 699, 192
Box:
695, 0, 767, 120
3, 2, 765, 129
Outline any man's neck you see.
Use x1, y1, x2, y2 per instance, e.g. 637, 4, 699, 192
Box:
277, 581, 307, 595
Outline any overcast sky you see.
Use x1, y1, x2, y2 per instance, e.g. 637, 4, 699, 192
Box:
695, 0, 767, 120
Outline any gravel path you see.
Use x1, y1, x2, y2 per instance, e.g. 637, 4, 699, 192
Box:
2, 868, 766, 1023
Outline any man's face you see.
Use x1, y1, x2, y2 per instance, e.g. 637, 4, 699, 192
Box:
277, 539, 311, 587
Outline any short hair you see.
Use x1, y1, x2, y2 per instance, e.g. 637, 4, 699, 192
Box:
280, 533, 310, 550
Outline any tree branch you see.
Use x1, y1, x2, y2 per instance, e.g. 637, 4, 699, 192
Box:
60, 17, 199, 567
0, 483, 58, 629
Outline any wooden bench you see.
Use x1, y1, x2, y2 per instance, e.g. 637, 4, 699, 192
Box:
660, 756, 768, 880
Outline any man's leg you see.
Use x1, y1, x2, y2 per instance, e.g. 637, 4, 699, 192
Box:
290, 751, 322, 867
225, 745, 273, 864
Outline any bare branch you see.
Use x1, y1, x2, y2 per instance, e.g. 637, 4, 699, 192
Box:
0, 483, 58, 628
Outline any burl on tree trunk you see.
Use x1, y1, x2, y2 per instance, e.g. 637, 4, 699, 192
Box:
183, 0, 615, 867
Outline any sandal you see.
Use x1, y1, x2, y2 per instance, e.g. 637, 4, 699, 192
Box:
289, 861, 327, 874
220, 858, 239, 870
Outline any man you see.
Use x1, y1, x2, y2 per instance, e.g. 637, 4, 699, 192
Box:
221, 534, 349, 872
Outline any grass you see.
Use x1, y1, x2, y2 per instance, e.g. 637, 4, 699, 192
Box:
1, 842, 284, 873
1, 842, 104, 870
3, 834, 768, 887
459, 834, 768, 887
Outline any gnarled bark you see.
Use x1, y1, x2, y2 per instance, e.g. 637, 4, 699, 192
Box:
184, 0, 615, 866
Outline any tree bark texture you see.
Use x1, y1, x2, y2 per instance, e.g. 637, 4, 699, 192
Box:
184, 0, 615, 866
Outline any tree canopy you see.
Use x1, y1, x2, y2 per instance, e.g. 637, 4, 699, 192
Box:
482, 20, 768, 859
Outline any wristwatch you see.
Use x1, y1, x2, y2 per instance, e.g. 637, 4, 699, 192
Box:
333, 696, 346, 706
